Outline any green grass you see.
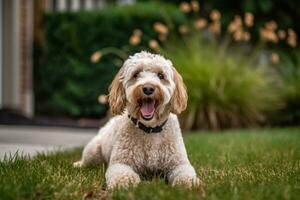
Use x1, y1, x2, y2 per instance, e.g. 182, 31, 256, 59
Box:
1, 129, 300, 200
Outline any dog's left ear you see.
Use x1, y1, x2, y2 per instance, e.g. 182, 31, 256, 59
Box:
170, 67, 188, 114
108, 67, 126, 115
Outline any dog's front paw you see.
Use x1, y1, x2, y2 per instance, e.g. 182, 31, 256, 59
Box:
172, 175, 200, 188
107, 173, 140, 190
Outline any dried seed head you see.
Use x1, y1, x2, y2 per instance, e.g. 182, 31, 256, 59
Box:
287, 28, 297, 47
194, 18, 207, 30
278, 30, 286, 40
287, 37, 297, 48
228, 22, 238, 33
90, 51, 102, 63
288, 28, 297, 38
234, 15, 243, 27
153, 22, 169, 35
233, 30, 243, 41
270, 52, 280, 64
98, 94, 108, 104
210, 9, 221, 21
191, 0, 200, 12
244, 12, 254, 27
129, 35, 141, 45
228, 15, 242, 33
260, 28, 278, 43
149, 39, 159, 50
180, 2, 191, 13
265, 21, 277, 31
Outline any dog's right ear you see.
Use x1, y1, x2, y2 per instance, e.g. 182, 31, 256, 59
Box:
108, 67, 126, 115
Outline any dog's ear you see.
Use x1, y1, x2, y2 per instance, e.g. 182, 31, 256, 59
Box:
108, 67, 126, 115
170, 67, 188, 114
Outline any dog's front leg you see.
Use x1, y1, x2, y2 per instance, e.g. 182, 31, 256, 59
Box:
105, 163, 140, 190
168, 164, 200, 188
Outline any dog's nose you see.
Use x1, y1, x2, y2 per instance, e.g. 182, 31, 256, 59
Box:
143, 85, 155, 95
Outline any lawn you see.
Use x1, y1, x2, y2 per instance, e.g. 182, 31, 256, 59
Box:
1, 128, 300, 200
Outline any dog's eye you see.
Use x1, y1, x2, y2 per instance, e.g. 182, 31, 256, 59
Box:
157, 72, 164, 80
133, 72, 139, 78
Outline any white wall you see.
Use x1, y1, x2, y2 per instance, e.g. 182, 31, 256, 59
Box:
2, 0, 21, 111
0, 0, 3, 108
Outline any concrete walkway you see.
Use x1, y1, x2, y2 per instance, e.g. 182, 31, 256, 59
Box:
0, 125, 97, 159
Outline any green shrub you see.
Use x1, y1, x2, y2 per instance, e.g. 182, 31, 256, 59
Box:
34, 3, 186, 118
159, 34, 280, 130
272, 51, 300, 125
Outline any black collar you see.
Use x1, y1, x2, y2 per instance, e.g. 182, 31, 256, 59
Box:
128, 115, 168, 134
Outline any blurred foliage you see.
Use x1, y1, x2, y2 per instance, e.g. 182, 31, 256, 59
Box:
34, 2, 186, 118
130, 0, 299, 129
34, 1, 300, 128
272, 51, 300, 125
160, 34, 280, 130
139, 0, 300, 40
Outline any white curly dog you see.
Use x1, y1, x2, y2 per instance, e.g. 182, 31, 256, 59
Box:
74, 51, 199, 190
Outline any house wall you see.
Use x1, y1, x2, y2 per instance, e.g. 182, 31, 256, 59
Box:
0, 0, 2, 107
20, 0, 34, 117
1, 0, 33, 117
2, 0, 21, 111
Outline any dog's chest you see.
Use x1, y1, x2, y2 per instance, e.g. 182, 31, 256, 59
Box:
130, 133, 174, 173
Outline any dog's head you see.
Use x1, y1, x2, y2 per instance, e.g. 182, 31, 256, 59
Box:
108, 51, 187, 125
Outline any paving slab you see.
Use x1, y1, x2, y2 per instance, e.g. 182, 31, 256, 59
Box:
0, 125, 97, 160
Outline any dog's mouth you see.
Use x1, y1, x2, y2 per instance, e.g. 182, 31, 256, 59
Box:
139, 98, 156, 120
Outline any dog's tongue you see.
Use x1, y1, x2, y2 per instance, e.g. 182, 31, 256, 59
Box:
140, 100, 155, 118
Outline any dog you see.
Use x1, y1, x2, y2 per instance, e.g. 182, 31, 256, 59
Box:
74, 51, 199, 190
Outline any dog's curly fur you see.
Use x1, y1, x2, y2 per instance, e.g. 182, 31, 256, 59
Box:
74, 51, 199, 190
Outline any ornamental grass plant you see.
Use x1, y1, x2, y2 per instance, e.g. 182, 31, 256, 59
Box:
160, 34, 280, 130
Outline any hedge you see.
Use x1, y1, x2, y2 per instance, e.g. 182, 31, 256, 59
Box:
34, 3, 186, 118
